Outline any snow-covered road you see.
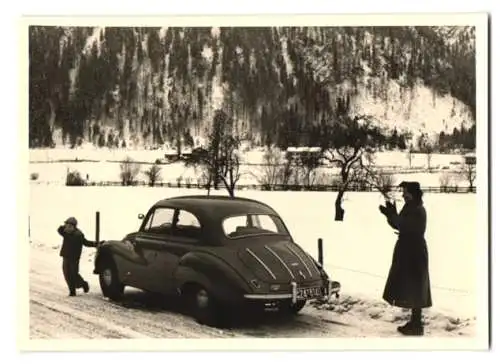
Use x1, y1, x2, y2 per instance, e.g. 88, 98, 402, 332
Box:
28, 244, 476, 340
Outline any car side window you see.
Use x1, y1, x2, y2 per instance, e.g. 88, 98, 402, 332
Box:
144, 207, 175, 233
252, 215, 279, 233
173, 209, 202, 240
223, 215, 247, 236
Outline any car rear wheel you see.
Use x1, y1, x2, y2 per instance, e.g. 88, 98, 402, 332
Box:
99, 258, 124, 301
288, 299, 307, 314
184, 284, 222, 327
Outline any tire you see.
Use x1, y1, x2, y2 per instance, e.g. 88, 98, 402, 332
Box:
99, 258, 125, 301
184, 284, 223, 327
288, 299, 307, 314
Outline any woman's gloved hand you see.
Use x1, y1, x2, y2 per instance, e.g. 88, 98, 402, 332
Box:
379, 205, 388, 216
385, 200, 397, 214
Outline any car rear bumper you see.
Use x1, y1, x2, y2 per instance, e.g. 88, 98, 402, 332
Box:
243, 280, 341, 303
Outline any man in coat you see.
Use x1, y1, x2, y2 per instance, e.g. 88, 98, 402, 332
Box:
379, 181, 432, 336
58, 217, 99, 296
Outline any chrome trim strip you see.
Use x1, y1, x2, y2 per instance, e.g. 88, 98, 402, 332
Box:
265, 245, 295, 279
244, 293, 292, 299
291, 281, 297, 304
246, 248, 277, 280
286, 245, 312, 277
135, 237, 160, 243
306, 253, 322, 275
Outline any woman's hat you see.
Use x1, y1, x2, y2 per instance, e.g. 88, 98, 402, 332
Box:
398, 181, 423, 197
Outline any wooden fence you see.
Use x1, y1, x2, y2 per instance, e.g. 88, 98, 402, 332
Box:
57, 180, 476, 193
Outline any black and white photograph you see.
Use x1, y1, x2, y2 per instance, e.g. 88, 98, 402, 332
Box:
18, 12, 489, 351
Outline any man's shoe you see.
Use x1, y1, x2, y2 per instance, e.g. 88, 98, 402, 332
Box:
83, 281, 89, 293
69, 291, 76, 297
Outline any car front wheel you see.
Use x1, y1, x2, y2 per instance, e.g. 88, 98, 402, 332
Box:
99, 258, 124, 301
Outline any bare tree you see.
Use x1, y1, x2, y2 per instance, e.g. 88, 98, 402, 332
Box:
253, 146, 286, 190
319, 108, 385, 221
184, 109, 242, 197
218, 135, 242, 197
424, 146, 433, 171
407, 143, 415, 169
119, 156, 141, 186
460, 160, 476, 192
439, 172, 453, 193
144, 164, 162, 186
360, 153, 397, 201
312, 170, 332, 188
418, 133, 435, 171
297, 150, 322, 188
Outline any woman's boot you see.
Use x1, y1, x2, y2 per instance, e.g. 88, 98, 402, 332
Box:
397, 309, 424, 336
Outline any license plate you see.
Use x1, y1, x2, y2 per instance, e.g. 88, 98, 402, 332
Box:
297, 286, 322, 299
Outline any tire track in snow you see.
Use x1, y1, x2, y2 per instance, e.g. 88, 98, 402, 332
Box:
29, 248, 241, 339
29, 280, 236, 338
30, 297, 150, 339
30, 299, 128, 339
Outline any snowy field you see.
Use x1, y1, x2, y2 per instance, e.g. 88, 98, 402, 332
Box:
29, 147, 472, 188
28, 184, 480, 320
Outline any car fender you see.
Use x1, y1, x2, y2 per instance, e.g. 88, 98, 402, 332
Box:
175, 252, 251, 303
94, 240, 147, 274
304, 251, 329, 278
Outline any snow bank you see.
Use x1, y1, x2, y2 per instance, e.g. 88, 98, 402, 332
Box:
310, 294, 475, 336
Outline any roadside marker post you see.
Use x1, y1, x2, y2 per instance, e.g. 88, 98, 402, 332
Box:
318, 238, 323, 266
95, 211, 100, 245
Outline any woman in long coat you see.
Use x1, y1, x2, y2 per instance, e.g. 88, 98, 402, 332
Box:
379, 181, 432, 336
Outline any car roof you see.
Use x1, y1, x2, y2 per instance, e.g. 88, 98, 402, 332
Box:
152, 195, 278, 220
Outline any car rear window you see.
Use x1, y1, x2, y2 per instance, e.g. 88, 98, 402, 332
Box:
222, 214, 288, 239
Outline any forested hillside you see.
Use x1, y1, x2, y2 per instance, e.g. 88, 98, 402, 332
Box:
28, 26, 476, 151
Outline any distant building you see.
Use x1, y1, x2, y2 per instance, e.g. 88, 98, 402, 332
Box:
285, 146, 325, 165
286, 146, 322, 157
464, 153, 476, 165
164, 149, 193, 163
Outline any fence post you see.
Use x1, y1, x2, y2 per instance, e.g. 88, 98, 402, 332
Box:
318, 238, 323, 266
95, 211, 100, 243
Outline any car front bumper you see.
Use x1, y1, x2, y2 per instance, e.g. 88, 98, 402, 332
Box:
243, 279, 341, 303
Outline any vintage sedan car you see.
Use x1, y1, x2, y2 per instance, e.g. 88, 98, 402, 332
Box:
93, 195, 341, 327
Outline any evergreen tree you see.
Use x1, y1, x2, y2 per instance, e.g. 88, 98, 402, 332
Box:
28, 26, 476, 148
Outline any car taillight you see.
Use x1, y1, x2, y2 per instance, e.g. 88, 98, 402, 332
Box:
270, 284, 280, 291
250, 279, 260, 288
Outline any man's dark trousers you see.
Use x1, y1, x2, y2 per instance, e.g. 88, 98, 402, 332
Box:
62, 258, 86, 294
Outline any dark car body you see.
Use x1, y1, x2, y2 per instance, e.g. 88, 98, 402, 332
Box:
93, 195, 340, 326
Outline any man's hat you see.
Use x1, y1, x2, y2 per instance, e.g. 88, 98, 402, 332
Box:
64, 217, 78, 226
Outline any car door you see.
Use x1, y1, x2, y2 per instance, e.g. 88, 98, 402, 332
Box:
155, 208, 204, 295
132, 206, 177, 293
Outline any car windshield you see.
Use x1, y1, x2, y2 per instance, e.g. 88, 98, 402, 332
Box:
222, 214, 289, 239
